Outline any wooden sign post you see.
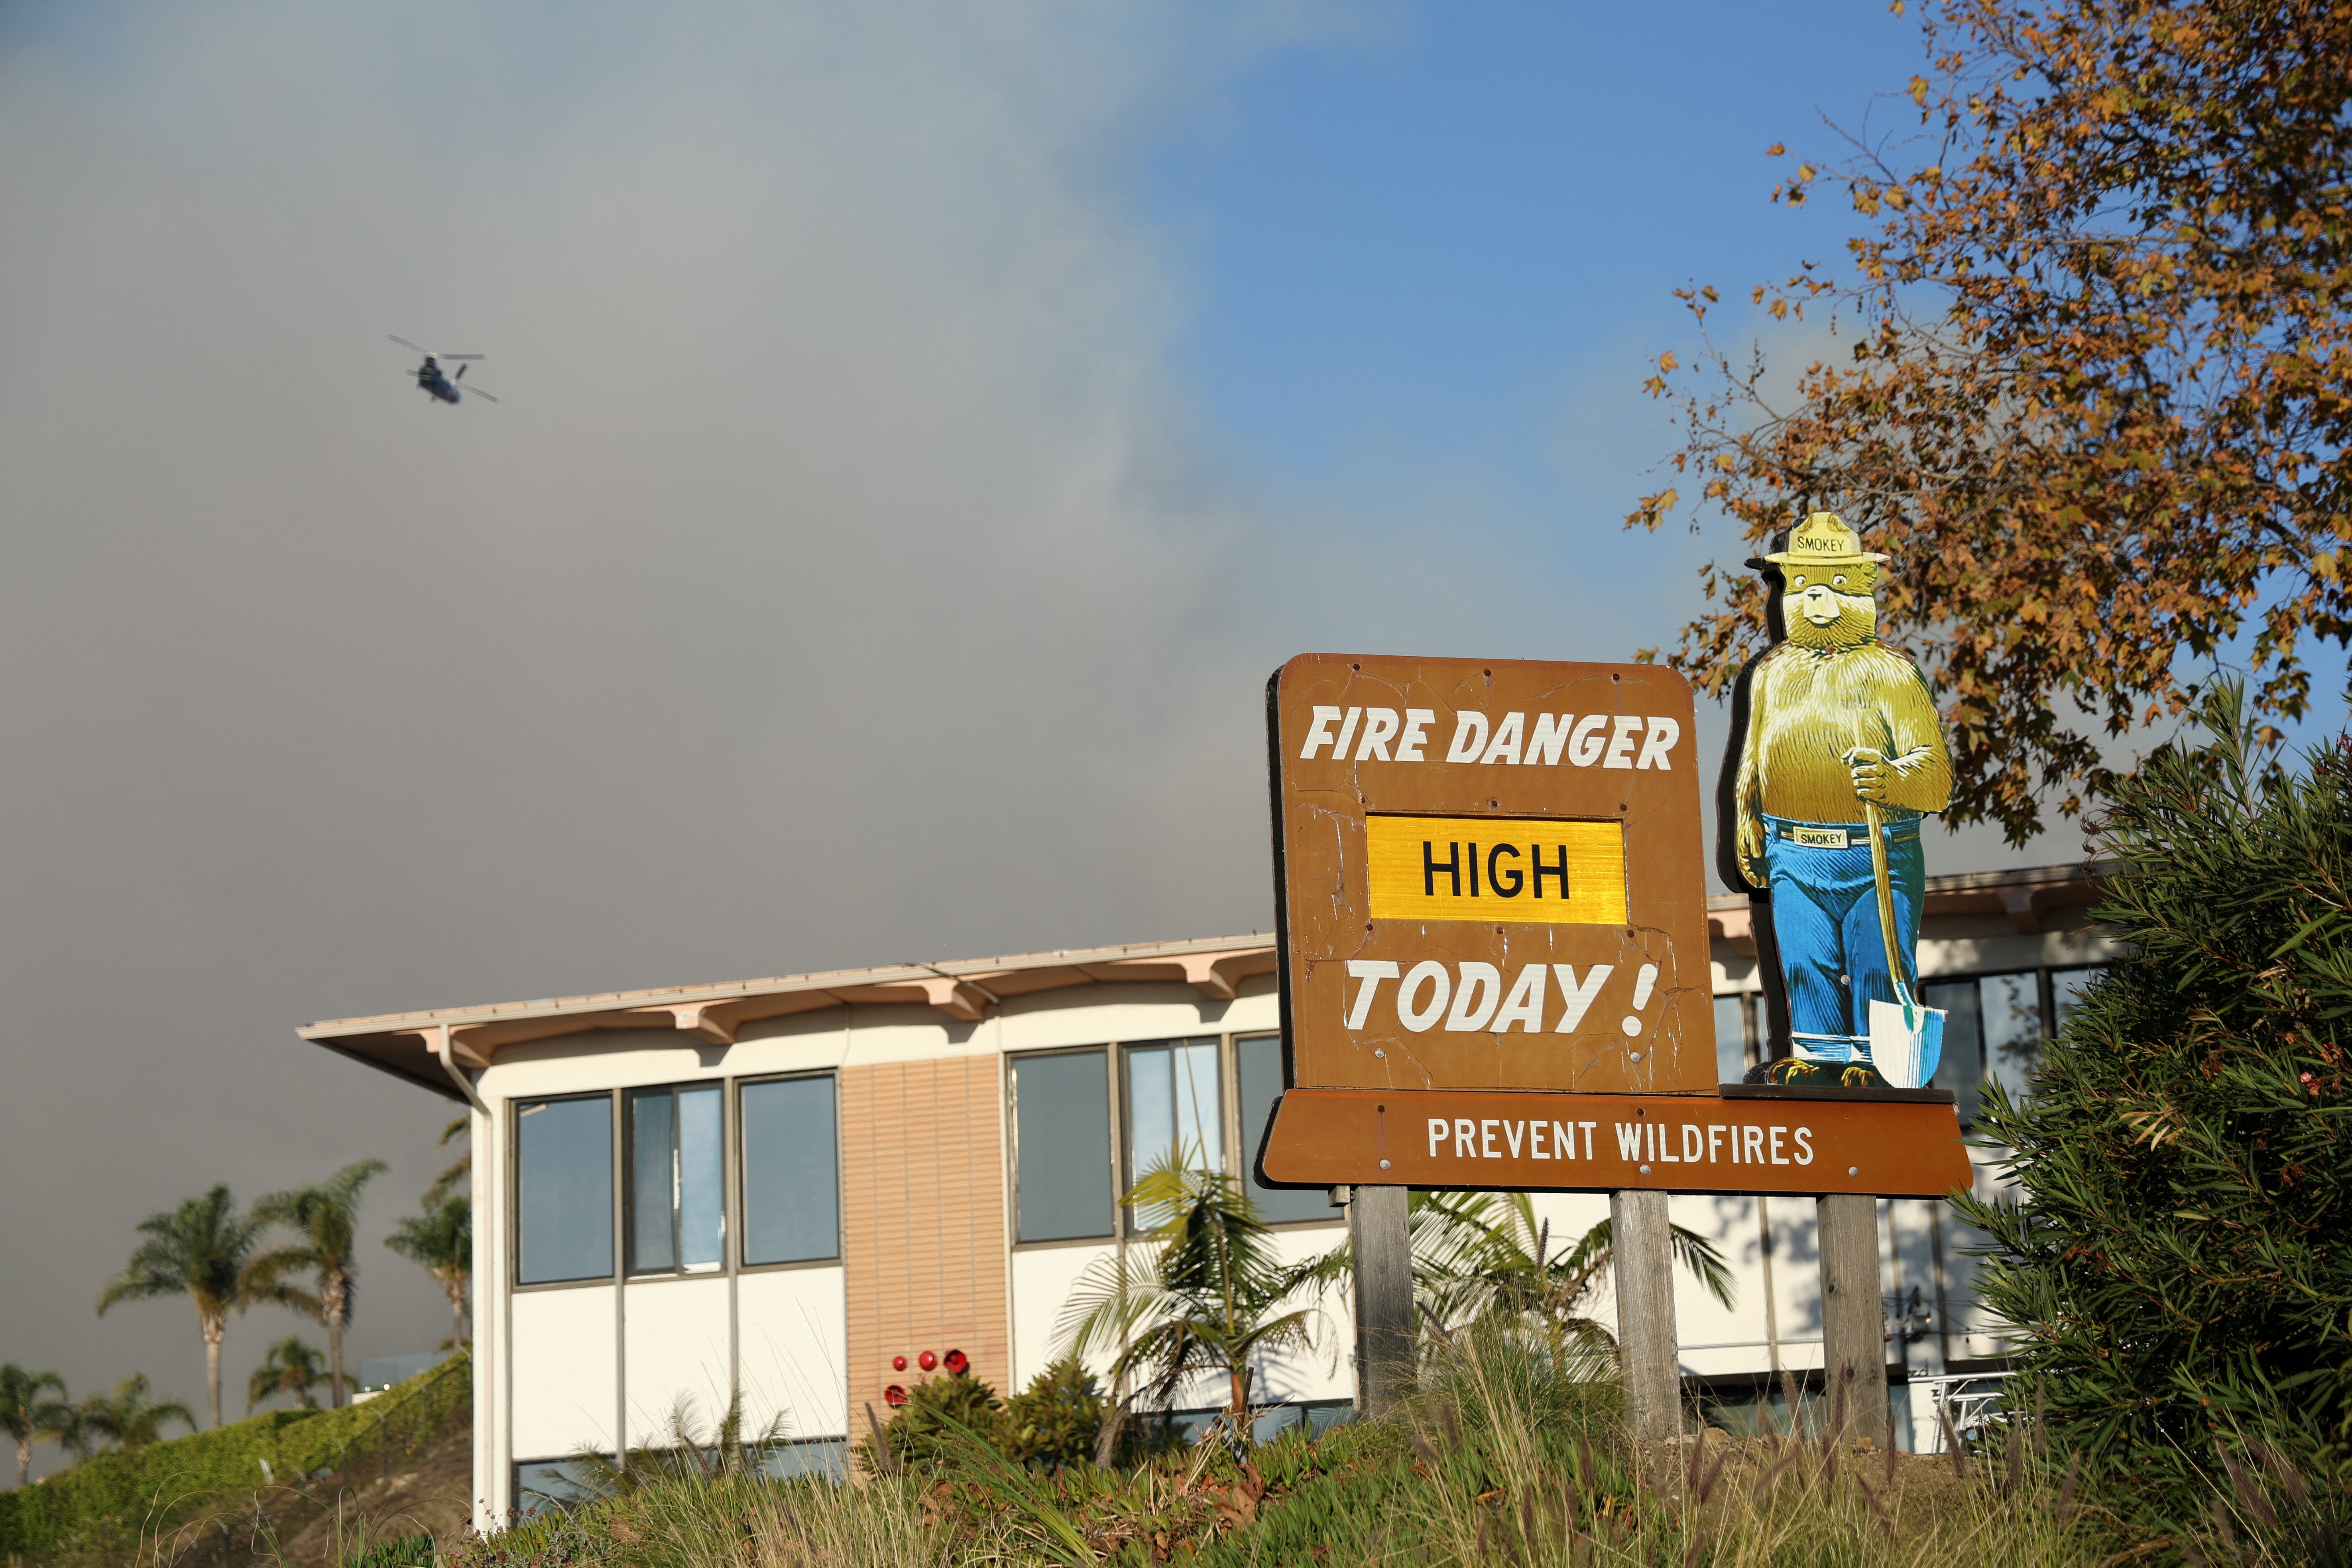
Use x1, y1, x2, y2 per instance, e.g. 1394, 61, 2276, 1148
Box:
1257, 652, 1969, 1436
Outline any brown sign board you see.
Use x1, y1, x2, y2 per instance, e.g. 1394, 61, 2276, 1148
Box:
1257, 1087, 1972, 1197
1266, 653, 1717, 1096
1257, 651, 1968, 1196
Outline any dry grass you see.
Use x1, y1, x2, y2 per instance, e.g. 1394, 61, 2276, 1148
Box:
53, 1334, 2340, 1567
1358, 1329, 2121, 1568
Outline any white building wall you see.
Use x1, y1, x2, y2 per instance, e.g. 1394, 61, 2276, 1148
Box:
1948, 1147, 2025, 1359
1252, 1222, 1353, 1406
511, 1286, 620, 1461
1010, 1243, 1115, 1389
736, 1267, 848, 1441
622, 1277, 733, 1449
1668, 1193, 1770, 1377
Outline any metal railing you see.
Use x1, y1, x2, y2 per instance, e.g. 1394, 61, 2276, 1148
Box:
1908, 1369, 2014, 1453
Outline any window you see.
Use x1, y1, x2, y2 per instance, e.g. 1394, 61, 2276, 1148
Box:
740, 1075, 840, 1266
1235, 1033, 1332, 1224
626, 1084, 724, 1275
1922, 978, 1986, 1123
2050, 966, 2107, 1032
1012, 1035, 1341, 1246
514, 1456, 610, 1517
1713, 994, 1754, 1083
1011, 1050, 1114, 1243
754, 1438, 850, 1481
1982, 973, 2043, 1101
516, 1096, 613, 1285
1123, 1037, 1222, 1188
1915, 967, 2109, 1120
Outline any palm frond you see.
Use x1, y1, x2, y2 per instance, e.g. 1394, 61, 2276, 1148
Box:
246, 1338, 327, 1411
1668, 1222, 1737, 1311
0, 1367, 69, 1445
1052, 1152, 1327, 1428
1310, 1192, 1736, 1346
96, 1186, 267, 1322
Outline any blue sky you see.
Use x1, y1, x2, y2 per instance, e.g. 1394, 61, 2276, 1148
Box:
1150, 4, 1920, 523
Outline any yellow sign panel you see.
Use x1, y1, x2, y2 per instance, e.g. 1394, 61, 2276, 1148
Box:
1365, 814, 1628, 926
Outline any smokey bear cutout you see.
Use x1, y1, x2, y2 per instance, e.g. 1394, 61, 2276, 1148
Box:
1717, 513, 1954, 1088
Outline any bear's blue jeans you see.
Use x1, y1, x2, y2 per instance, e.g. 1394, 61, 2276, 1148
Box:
1762, 814, 1924, 1054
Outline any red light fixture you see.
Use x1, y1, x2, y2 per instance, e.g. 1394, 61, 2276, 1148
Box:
883, 1384, 908, 1407
943, 1349, 969, 1374
918, 1350, 938, 1371
892, 1356, 907, 1371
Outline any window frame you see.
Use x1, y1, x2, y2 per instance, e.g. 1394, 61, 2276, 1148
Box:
512, 1455, 614, 1518
2046, 964, 2106, 1029
1006, 1031, 1340, 1253
734, 1069, 844, 1273
1711, 992, 1763, 1080
1117, 1035, 1227, 1227
1969, 968, 2051, 1105
510, 1088, 621, 1293
622, 1081, 730, 1280
1005, 1043, 1122, 1249
1231, 1029, 1341, 1227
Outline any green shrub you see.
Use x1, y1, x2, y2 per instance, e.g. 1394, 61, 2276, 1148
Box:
1956, 685, 2352, 1527
855, 1360, 1189, 1482
997, 1356, 1105, 1472
0, 1350, 468, 1560
854, 1371, 1003, 1474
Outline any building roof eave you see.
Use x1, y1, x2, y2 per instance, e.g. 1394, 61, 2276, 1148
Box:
299, 933, 1281, 1091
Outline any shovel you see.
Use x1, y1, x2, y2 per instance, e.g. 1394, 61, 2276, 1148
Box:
1861, 794, 1945, 1088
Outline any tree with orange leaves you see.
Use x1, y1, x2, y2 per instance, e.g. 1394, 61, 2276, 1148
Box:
1632, 0, 2352, 843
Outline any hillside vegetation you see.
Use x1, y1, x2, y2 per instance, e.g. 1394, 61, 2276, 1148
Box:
0, 1353, 467, 1563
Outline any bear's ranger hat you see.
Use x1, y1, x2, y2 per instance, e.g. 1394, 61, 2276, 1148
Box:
1765, 510, 1889, 568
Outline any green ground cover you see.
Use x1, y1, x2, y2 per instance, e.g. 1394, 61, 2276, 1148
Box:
0, 1352, 467, 1562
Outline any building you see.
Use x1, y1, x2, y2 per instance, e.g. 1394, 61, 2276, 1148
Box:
299, 861, 2110, 1531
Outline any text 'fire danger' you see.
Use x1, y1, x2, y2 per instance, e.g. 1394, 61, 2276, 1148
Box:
1299, 709, 1682, 768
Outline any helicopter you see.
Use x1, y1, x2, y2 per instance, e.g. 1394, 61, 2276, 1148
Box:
390, 336, 499, 405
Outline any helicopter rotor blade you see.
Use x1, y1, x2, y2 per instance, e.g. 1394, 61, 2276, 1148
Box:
459, 386, 501, 404
388, 334, 429, 355
437, 353, 485, 360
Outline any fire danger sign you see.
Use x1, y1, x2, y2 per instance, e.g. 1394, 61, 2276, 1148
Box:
1265, 654, 1717, 1098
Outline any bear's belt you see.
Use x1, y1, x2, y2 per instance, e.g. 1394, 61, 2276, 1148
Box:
1768, 819, 1918, 850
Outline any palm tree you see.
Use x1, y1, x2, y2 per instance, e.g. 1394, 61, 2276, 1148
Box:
423, 1116, 469, 1207
1307, 1190, 1736, 1357
76, 1375, 195, 1454
1, 1365, 70, 1486
1056, 1154, 1323, 1446
385, 1195, 471, 1348
36, 1399, 90, 1465
247, 1338, 328, 1413
97, 1186, 294, 1428
249, 1159, 387, 1409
